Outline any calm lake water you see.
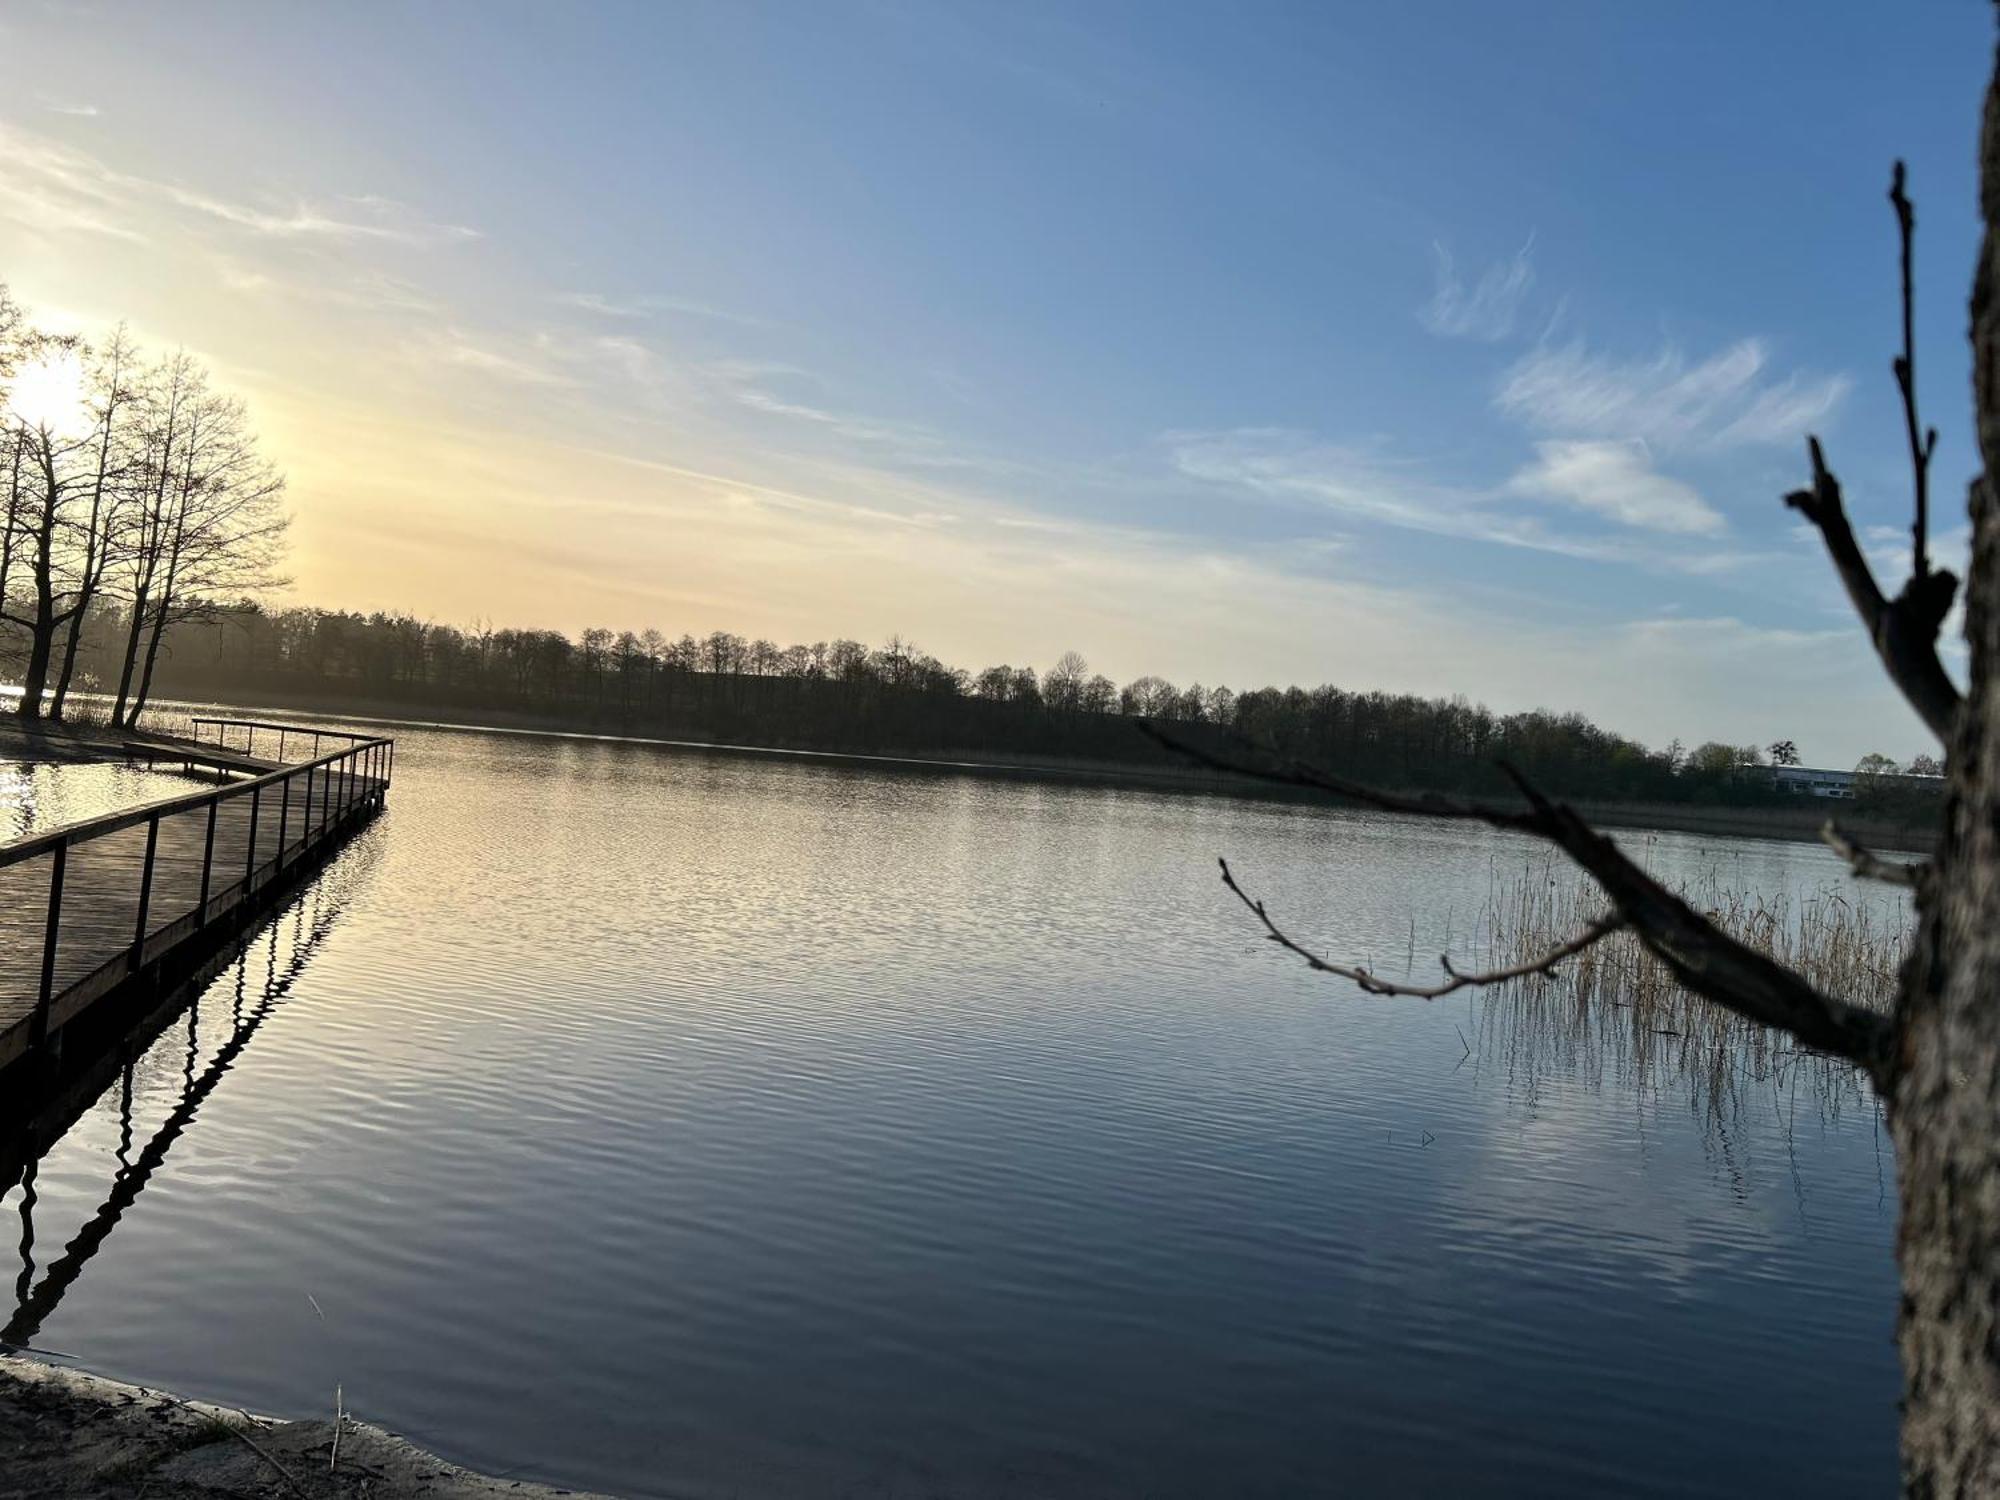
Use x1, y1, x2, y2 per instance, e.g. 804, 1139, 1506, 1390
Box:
1, 724, 1904, 1497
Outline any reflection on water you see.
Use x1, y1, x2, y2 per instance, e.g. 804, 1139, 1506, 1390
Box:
0, 757, 206, 840
5, 875, 361, 1347
1468, 858, 1893, 1147
0, 728, 1903, 1498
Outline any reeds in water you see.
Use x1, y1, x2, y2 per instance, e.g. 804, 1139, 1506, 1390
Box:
1468, 856, 1909, 1125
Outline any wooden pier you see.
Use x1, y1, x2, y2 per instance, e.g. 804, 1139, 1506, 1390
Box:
0, 718, 392, 1073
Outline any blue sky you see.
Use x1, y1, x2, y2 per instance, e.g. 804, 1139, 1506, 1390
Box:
0, 2, 1990, 763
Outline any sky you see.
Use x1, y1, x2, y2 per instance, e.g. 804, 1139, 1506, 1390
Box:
0, 1, 1989, 766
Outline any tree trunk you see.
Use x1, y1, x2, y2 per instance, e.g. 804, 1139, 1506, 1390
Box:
47, 594, 92, 720
15, 617, 54, 719
50, 337, 128, 720
1887, 45, 2000, 1495
14, 437, 62, 721
0, 431, 20, 625
130, 597, 169, 722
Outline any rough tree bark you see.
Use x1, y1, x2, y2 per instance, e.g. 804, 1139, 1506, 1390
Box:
1890, 49, 2000, 1497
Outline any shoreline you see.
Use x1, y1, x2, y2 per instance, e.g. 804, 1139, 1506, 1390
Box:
0, 1353, 615, 1498
115, 685, 1944, 855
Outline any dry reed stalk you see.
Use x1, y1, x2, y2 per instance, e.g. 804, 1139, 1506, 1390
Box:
1468, 857, 1909, 1124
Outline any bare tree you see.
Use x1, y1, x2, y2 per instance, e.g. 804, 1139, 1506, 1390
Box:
47, 325, 139, 720
1043, 649, 1089, 711
1147, 49, 2000, 1491
5, 332, 92, 719
0, 285, 28, 646
119, 382, 286, 725
109, 351, 199, 726
0, 426, 23, 646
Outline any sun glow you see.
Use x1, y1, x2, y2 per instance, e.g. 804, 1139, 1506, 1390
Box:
6, 351, 88, 435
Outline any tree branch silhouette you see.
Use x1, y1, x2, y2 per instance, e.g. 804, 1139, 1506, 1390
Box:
1137, 719, 1898, 1083
1780, 164, 1960, 744
1823, 820, 1928, 889
1218, 855, 1623, 998
1892, 160, 1939, 580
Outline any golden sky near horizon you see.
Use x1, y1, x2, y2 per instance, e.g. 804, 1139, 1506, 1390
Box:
0, 1, 1969, 764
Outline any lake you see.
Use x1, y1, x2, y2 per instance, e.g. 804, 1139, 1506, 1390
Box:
0, 723, 1904, 1497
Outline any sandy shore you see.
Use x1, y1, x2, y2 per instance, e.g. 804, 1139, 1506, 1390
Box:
0, 1355, 615, 1499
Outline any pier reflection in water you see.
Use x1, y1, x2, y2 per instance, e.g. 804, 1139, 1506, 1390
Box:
4, 847, 374, 1351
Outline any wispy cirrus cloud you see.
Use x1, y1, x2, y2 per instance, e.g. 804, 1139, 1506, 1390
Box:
1167, 427, 1744, 566
408, 329, 575, 387
557, 290, 768, 327
722, 367, 985, 470
1419, 239, 1535, 341
1497, 337, 1848, 452
163, 184, 478, 243
0, 119, 479, 248
1508, 439, 1724, 536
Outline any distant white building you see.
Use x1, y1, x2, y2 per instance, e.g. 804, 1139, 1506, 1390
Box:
1769, 765, 1857, 799
1764, 765, 1945, 799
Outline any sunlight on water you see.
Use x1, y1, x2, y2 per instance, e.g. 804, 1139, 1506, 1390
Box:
1, 727, 1902, 1498
0, 758, 200, 842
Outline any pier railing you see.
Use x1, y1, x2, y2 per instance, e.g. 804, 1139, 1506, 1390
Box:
188, 716, 383, 766
0, 720, 393, 1067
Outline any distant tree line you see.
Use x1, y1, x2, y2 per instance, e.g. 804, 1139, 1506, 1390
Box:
50, 601, 1928, 812
0, 281, 287, 724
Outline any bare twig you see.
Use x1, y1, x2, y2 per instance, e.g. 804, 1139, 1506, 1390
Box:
168, 1399, 308, 1497
220, 1421, 308, 1497
1823, 819, 1927, 888
1891, 161, 1938, 579
1785, 166, 1959, 744
1139, 720, 1899, 1083
330, 1382, 343, 1475
1218, 856, 1623, 998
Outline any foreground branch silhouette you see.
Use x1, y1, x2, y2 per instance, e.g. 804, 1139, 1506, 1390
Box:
1139, 720, 1899, 1078
1155, 31, 2000, 1491
1822, 820, 1928, 889
1217, 856, 1623, 999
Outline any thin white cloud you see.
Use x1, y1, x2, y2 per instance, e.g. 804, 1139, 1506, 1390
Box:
558, 290, 767, 327
157, 181, 477, 243
0, 119, 478, 248
44, 103, 99, 118
1510, 439, 1725, 536
1497, 337, 1848, 452
725, 371, 980, 469
412, 330, 574, 387
1419, 239, 1534, 341
1618, 614, 1851, 655
208, 253, 443, 316
1168, 427, 1744, 568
